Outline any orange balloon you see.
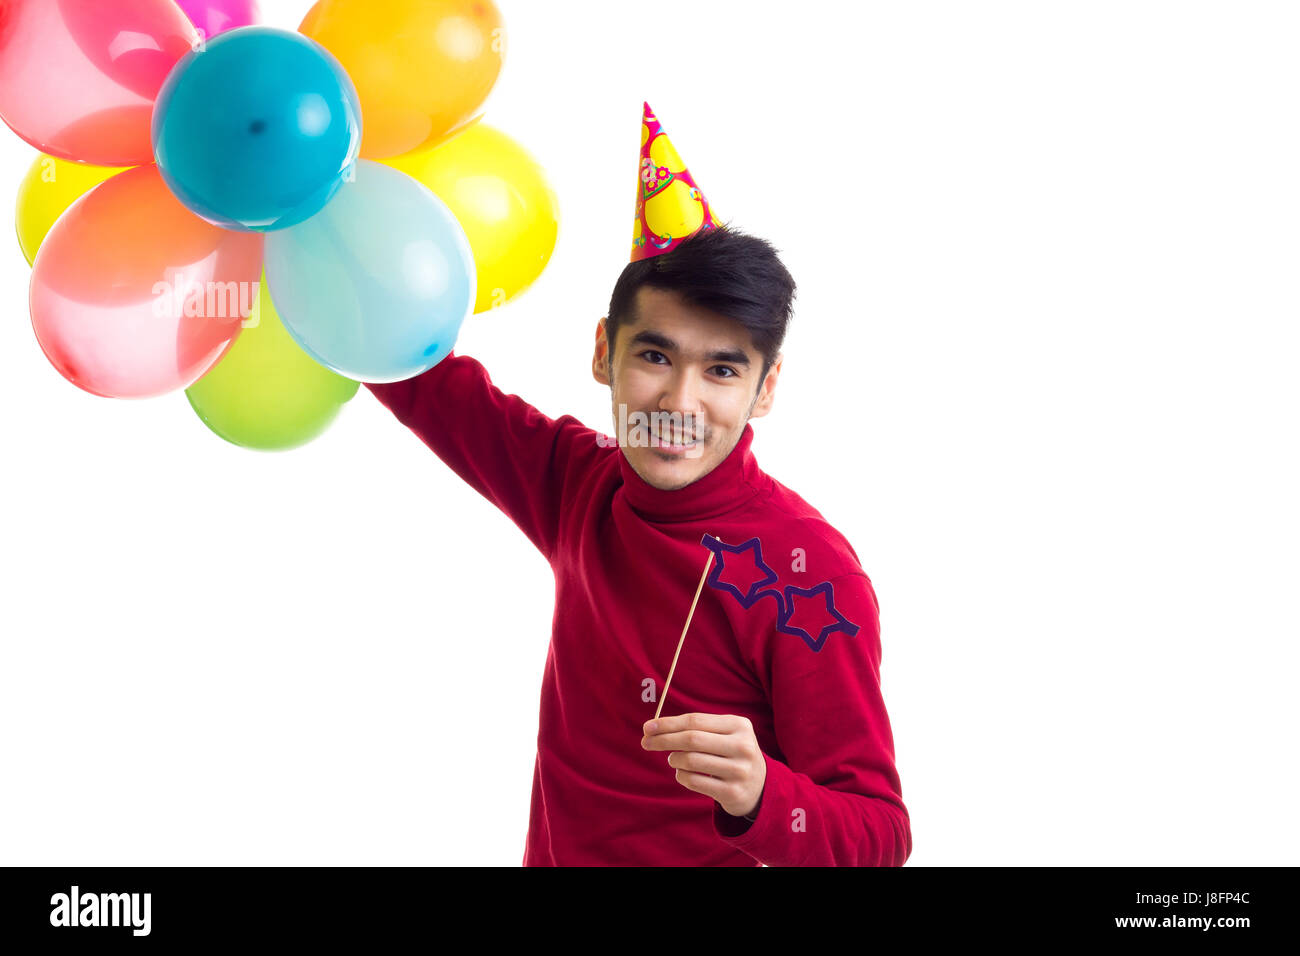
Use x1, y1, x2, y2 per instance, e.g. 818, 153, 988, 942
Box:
29, 165, 265, 399
300, 0, 505, 160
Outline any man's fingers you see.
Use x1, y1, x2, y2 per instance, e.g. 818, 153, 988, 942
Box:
642, 728, 743, 756
666, 750, 736, 779
672, 768, 730, 803
644, 712, 746, 736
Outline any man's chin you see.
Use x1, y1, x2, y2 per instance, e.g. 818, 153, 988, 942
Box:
633, 448, 709, 490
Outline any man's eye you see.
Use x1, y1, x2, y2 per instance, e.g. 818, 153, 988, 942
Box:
637, 351, 735, 378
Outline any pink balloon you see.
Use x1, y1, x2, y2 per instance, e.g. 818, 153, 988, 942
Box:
30, 165, 265, 399
0, 0, 198, 166
175, 0, 260, 40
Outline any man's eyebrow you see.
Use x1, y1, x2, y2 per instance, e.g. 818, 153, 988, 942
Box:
627, 329, 752, 367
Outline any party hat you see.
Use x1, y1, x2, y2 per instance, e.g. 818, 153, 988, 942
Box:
630, 101, 721, 262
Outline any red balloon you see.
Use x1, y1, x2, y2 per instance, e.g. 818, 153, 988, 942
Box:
0, 0, 198, 165
30, 165, 265, 399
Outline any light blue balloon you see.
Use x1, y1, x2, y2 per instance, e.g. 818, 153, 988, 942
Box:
264, 160, 477, 383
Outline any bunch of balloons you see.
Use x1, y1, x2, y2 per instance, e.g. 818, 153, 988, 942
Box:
1, 0, 559, 450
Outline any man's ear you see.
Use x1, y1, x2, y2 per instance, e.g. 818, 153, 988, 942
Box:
749, 351, 783, 419
592, 316, 611, 386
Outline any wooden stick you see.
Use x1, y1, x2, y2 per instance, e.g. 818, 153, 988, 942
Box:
655, 538, 716, 720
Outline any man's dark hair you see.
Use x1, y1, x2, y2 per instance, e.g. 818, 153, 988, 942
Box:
605, 225, 796, 386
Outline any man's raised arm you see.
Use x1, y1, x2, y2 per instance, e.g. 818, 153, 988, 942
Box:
365, 350, 602, 562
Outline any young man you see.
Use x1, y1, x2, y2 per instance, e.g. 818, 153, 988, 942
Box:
364, 106, 910, 866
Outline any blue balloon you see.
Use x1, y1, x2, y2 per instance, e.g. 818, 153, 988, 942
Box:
264, 160, 477, 383
152, 26, 361, 232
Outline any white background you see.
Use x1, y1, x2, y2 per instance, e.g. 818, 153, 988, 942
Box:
1, 0, 1296, 866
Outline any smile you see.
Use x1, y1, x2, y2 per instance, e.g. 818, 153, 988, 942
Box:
648, 428, 702, 456
650, 429, 700, 447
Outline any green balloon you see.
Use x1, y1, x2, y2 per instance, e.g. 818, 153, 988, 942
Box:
186, 279, 360, 450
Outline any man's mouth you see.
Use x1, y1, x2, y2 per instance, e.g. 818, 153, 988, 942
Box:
649, 427, 702, 451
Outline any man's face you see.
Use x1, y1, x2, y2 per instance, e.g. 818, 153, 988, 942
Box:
591, 286, 782, 491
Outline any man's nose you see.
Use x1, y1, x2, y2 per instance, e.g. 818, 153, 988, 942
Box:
660, 368, 703, 414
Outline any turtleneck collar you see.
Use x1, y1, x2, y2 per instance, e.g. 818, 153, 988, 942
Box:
617, 422, 769, 523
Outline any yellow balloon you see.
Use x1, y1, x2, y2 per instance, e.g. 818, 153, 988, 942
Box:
15, 155, 128, 266
186, 277, 360, 451
300, 0, 506, 160
384, 122, 559, 314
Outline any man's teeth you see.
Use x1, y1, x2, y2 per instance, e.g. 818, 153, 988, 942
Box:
651, 429, 699, 445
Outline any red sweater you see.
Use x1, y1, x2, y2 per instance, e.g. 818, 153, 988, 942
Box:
365, 352, 912, 866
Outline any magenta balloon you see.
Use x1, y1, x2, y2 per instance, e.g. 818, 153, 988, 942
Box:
0, 0, 199, 166
175, 0, 260, 39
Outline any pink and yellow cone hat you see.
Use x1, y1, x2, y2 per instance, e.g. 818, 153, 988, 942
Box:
631, 101, 722, 262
